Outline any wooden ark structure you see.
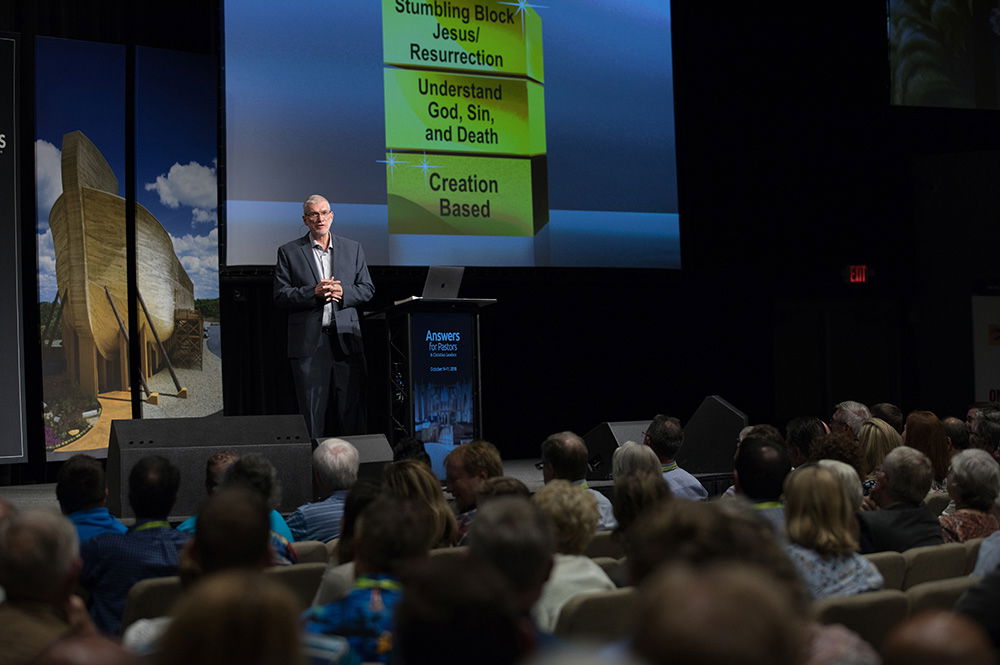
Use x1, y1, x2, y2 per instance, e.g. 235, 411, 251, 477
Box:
48, 131, 195, 397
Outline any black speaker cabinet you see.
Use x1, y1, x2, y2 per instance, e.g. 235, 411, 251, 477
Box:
583, 420, 648, 481
582, 396, 747, 481
677, 395, 747, 475
107, 415, 312, 521
325, 433, 393, 483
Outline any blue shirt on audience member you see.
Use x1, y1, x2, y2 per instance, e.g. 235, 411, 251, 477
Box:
302, 575, 402, 664
66, 506, 127, 543
80, 519, 190, 635
287, 490, 349, 543
176, 508, 295, 542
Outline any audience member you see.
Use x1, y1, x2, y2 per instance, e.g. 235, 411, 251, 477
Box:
632, 564, 808, 665
957, 564, 1000, 650
176, 451, 238, 534
55, 454, 126, 543
942, 416, 971, 451
971, 407, 1000, 458
467, 496, 555, 618
831, 400, 871, 439
287, 438, 359, 543
394, 556, 533, 665
903, 410, 952, 491
967, 403, 995, 435
383, 459, 458, 548
540, 431, 617, 530
80, 455, 190, 635
303, 496, 434, 664
858, 417, 902, 492
223, 454, 297, 564
611, 441, 660, 479
816, 459, 865, 511
530, 480, 615, 633
391, 436, 432, 467
939, 448, 1000, 542
313, 481, 381, 606
883, 610, 994, 665
444, 439, 504, 542
625, 499, 877, 665
34, 632, 137, 665
871, 402, 904, 435
612, 470, 671, 540
783, 465, 882, 599
123, 487, 273, 653
0, 509, 86, 665
643, 415, 707, 500
475, 476, 531, 503
858, 446, 943, 553
785, 416, 827, 468
809, 431, 866, 481
153, 571, 307, 665
733, 434, 792, 535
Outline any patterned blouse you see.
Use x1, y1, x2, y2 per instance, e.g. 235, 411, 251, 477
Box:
939, 509, 1000, 543
784, 543, 884, 600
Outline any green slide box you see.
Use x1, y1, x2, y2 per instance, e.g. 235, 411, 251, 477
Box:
386, 152, 547, 236
382, 0, 544, 83
384, 68, 546, 156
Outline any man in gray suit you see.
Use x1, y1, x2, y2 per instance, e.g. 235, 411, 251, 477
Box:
274, 194, 375, 438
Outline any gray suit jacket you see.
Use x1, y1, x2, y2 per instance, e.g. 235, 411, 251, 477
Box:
273, 233, 374, 358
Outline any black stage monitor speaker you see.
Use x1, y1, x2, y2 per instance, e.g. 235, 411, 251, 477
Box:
324, 433, 393, 483
583, 420, 648, 481
677, 395, 748, 475
108, 415, 312, 521
582, 396, 747, 481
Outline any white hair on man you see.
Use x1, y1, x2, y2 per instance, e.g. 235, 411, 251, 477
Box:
302, 194, 329, 214
313, 438, 360, 493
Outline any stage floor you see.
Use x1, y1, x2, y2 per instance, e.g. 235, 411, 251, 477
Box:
0, 458, 547, 514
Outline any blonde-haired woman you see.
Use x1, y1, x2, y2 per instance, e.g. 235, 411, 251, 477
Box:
784, 465, 883, 599
382, 459, 458, 548
858, 417, 902, 493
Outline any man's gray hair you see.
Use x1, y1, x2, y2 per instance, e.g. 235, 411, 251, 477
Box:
948, 448, 1000, 511
0, 509, 79, 601
467, 496, 554, 594
881, 445, 933, 504
302, 194, 328, 213
313, 438, 360, 491
612, 441, 661, 478
835, 400, 872, 437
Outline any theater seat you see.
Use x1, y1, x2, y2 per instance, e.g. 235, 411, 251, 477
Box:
813, 589, 908, 649
292, 540, 329, 564
265, 562, 328, 611
121, 575, 183, 631
553, 587, 637, 642
906, 576, 981, 616
864, 551, 906, 590
964, 538, 985, 574
901, 543, 967, 589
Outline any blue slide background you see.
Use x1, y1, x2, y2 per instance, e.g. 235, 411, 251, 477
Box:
225, 1, 679, 268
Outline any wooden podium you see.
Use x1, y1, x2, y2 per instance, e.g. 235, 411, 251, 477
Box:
368, 297, 495, 446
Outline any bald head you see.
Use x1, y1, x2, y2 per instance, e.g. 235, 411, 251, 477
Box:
540, 431, 588, 483
882, 611, 994, 665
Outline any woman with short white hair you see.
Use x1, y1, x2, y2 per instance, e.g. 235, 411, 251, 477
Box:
939, 448, 1000, 543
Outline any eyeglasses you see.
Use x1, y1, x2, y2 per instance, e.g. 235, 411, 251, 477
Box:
304, 210, 333, 220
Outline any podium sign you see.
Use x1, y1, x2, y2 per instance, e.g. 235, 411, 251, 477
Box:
409, 311, 477, 445
378, 298, 493, 446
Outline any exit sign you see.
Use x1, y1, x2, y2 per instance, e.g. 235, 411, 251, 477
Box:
847, 265, 869, 284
